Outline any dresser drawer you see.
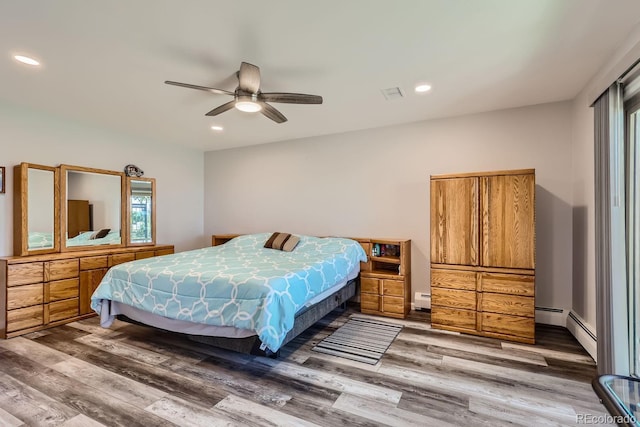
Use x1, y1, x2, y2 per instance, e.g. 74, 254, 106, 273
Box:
7, 305, 44, 332
48, 298, 79, 323
361, 277, 380, 294
480, 312, 535, 339
382, 296, 405, 314
431, 269, 476, 291
45, 259, 79, 281
7, 262, 44, 286
382, 279, 404, 297
479, 273, 534, 296
361, 293, 380, 311
7, 283, 43, 310
80, 256, 108, 271
109, 253, 135, 267
480, 292, 534, 317
432, 287, 476, 311
135, 251, 155, 260
47, 279, 79, 302
431, 306, 476, 330
155, 249, 174, 257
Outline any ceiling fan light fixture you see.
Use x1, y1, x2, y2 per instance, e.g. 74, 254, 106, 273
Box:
165, 61, 320, 123
235, 93, 262, 113
235, 101, 262, 113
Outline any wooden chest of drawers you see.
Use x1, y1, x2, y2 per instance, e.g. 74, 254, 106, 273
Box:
430, 267, 535, 343
0, 245, 174, 338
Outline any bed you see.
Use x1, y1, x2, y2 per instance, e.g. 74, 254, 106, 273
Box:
67, 229, 121, 246
91, 233, 367, 355
28, 229, 121, 249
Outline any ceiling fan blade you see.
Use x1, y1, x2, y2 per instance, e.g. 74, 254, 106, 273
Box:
205, 100, 236, 116
165, 81, 233, 96
260, 102, 287, 123
238, 62, 261, 94
259, 92, 323, 104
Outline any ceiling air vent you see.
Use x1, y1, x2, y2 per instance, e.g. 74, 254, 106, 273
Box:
381, 87, 404, 101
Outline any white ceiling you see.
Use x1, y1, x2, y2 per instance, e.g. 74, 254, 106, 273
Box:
2, 0, 640, 152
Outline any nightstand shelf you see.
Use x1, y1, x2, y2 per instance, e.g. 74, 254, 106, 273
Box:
371, 256, 401, 264
211, 234, 240, 246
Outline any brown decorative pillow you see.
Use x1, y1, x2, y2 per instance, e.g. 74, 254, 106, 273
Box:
264, 232, 300, 252
91, 228, 111, 240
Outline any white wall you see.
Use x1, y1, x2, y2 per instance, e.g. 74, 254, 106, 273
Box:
0, 100, 205, 256
570, 91, 597, 330
67, 171, 121, 231
566, 22, 640, 361
204, 101, 574, 313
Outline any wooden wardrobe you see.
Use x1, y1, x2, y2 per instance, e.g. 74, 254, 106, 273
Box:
430, 169, 535, 343
67, 199, 90, 238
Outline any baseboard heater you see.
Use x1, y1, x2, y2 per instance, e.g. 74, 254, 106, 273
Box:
414, 292, 431, 311
535, 306, 564, 314
568, 310, 597, 341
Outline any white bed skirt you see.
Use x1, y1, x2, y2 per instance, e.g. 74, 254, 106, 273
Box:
98, 265, 360, 339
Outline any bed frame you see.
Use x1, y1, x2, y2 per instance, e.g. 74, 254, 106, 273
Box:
117, 277, 358, 358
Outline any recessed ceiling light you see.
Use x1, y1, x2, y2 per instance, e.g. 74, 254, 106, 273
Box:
211, 125, 224, 131
415, 84, 432, 93
13, 54, 41, 66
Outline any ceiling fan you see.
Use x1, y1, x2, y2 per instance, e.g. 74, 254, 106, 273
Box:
165, 62, 323, 124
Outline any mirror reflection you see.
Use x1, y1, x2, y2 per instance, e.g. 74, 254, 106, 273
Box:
27, 168, 55, 251
66, 170, 122, 247
129, 180, 153, 244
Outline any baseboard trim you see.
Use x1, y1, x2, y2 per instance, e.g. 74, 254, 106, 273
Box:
535, 306, 567, 326
566, 310, 597, 362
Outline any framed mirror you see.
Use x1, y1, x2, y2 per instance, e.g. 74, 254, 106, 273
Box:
13, 163, 60, 256
60, 165, 125, 251
126, 177, 155, 246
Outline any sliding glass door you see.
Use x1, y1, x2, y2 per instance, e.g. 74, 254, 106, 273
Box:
627, 96, 640, 376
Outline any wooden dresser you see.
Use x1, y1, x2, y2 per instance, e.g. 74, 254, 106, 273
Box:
0, 245, 174, 338
430, 169, 535, 343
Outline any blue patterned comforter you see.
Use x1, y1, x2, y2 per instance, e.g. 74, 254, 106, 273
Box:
28, 231, 54, 249
91, 233, 367, 352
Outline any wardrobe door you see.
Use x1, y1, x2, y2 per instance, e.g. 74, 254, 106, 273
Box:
481, 173, 535, 269
430, 177, 479, 266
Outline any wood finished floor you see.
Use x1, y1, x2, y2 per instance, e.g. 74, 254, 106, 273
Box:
0, 308, 607, 426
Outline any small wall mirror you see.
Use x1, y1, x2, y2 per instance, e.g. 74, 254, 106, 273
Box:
13, 163, 60, 256
60, 165, 125, 251
126, 177, 155, 246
